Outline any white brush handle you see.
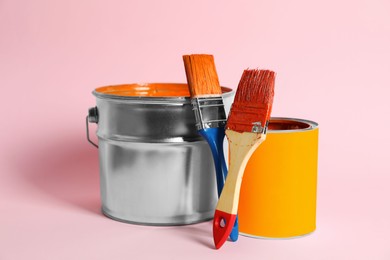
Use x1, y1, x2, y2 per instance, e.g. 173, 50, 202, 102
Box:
215, 129, 266, 214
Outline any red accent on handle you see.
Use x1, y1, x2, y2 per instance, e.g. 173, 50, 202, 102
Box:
213, 210, 237, 249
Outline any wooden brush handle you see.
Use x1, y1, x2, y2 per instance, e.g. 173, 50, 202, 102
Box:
216, 129, 266, 214
213, 129, 266, 248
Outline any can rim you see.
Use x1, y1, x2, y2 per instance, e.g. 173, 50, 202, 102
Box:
267, 117, 318, 133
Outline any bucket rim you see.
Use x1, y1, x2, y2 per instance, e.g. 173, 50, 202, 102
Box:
93, 83, 235, 104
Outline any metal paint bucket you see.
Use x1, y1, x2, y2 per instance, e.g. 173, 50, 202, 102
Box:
86, 83, 234, 225
238, 117, 319, 238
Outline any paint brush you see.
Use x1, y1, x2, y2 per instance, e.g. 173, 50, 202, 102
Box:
213, 69, 276, 249
183, 54, 239, 242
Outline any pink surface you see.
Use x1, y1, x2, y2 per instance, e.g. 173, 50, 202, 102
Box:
1, 0, 389, 259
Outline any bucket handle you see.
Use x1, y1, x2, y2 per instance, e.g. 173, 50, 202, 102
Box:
86, 106, 99, 148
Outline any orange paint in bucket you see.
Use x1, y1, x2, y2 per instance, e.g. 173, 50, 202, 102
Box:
95, 83, 231, 98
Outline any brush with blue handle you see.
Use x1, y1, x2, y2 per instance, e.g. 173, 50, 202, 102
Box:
183, 54, 239, 242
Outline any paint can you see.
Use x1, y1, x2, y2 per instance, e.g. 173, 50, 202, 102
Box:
86, 83, 234, 225
238, 117, 319, 238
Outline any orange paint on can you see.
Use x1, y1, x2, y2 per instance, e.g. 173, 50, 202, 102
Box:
238, 117, 319, 238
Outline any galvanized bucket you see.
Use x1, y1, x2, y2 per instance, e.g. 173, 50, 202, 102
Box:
86, 83, 234, 225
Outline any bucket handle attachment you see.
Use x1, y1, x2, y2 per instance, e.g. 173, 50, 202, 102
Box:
86, 106, 99, 148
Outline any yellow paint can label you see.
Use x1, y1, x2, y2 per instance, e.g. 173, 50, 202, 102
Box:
238, 117, 319, 238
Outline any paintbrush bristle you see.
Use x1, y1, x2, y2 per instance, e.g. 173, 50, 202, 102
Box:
183, 54, 222, 97
226, 69, 275, 133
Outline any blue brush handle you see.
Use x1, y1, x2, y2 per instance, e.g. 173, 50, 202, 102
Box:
199, 128, 239, 242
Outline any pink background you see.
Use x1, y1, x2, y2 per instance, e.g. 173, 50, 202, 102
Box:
1, 0, 389, 259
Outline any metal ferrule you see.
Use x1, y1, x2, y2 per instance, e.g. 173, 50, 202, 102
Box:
191, 97, 227, 130
251, 120, 269, 134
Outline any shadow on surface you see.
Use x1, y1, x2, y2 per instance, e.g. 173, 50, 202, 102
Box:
171, 221, 215, 249
14, 132, 101, 214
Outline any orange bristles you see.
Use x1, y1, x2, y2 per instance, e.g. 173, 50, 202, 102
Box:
226, 69, 275, 133
182, 54, 222, 97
